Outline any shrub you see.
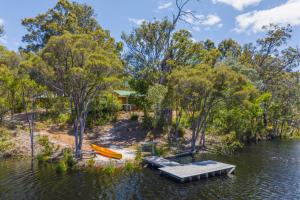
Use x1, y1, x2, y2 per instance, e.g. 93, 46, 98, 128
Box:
103, 162, 117, 175
63, 148, 75, 168
87, 158, 95, 168
37, 135, 54, 156
217, 132, 244, 155
135, 148, 142, 163
0, 128, 14, 155
172, 123, 186, 138
124, 161, 135, 171
55, 160, 67, 173
154, 144, 169, 156
87, 93, 122, 127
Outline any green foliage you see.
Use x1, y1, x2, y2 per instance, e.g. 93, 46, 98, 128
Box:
172, 123, 185, 138
0, 128, 14, 155
134, 148, 142, 163
27, 31, 123, 156
54, 148, 75, 173
217, 132, 244, 155
55, 160, 68, 173
154, 144, 169, 156
37, 135, 54, 157
22, 0, 101, 52
87, 158, 95, 168
63, 148, 75, 168
102, 162, 117, 175
87, 93, 122, 127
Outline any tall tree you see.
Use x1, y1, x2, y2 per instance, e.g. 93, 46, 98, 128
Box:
253, 24, 300, 133
20, 75, 44, 159
22, 0, 100, 52
122, 0, 199, 126
169, 64, 250, 151
29, 31, 122, 157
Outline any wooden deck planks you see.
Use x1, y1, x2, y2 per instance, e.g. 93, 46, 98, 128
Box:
159, 160, 235, 180
144, 156, 236, 182
143, 156, 181, 168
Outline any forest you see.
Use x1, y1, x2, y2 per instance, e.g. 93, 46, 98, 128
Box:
0, 0, 300, 160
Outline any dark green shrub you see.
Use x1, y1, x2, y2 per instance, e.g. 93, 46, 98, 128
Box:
87, 93, 121, 127
55, 160, 67, 173
63, 149, 75, 168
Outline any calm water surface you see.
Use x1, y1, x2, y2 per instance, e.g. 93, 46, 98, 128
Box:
1, 140, 300, 200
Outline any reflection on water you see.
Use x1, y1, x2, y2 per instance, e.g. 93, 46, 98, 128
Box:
1, 140, 300, 200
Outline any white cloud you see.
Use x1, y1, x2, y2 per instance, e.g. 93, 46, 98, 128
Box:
235, 0, 300, 33
158, 1, 173, 10
212, 0, 262, 11
202, 14, 222, 26
182, 13, 222, 31
128, 18, 147, 26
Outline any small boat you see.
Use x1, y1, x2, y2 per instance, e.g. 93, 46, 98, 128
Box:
91, 144, 122, 160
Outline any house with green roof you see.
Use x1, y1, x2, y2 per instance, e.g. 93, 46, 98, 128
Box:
113, 90, 136, 111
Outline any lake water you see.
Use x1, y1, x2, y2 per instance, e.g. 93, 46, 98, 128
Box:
1, 140, 300, 200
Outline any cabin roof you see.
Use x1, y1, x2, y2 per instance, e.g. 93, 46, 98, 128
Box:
113, 90, 136, 97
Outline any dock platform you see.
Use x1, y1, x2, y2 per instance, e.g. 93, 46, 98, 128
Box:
144, 156, 236, 182
143, 156, 181, 168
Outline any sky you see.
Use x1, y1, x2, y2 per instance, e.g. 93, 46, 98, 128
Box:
0, 0, 300, 51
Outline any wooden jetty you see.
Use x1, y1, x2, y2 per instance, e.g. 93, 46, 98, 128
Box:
143, 156, 236, 183
143, 156, 181, 168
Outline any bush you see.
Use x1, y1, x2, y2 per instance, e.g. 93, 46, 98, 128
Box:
87, 93, 122, 127
103, 162, 117, 175
0, 128, 14, 155
55, 160, 67, 173
172, 123, 186, 138
87, 158, 95, 167
135, 148, 142, 163
124, 161, 135, 171
217, 132, 244, 155
63, 148, 75, 168
37, 135, 54, 156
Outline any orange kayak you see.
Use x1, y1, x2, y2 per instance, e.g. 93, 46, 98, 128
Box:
91, 144, 122, 160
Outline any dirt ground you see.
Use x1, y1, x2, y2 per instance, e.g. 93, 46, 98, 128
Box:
4, 112, 152, 163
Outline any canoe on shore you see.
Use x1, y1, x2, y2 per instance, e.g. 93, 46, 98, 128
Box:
91, 144, 122, 160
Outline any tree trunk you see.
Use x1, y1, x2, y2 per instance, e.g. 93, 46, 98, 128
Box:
174, 109, 182, 139
73, 117, 80, 158
199, 120, 207, 149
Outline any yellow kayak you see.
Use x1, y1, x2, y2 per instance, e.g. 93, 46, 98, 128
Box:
91, 144, 122, 160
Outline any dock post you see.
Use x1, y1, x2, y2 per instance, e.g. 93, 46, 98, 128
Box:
197, 175, 201, 180
205, 173, 208, 179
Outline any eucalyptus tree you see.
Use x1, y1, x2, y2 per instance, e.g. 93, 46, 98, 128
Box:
122, 0, 203, 126
0, 65, 21, 119
0, 46, 21, 119
22, 0, 100, 52
252, 24, 300, 135
30, 31, 122, 157
169, 64, 249, 151
218, 39, 241, 61
19, 75, 45, 159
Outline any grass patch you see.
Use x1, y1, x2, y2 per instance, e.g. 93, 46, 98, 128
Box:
0, 128, 14, 157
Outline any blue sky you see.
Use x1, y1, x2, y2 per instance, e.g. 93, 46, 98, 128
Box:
0, 0, 300, 51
